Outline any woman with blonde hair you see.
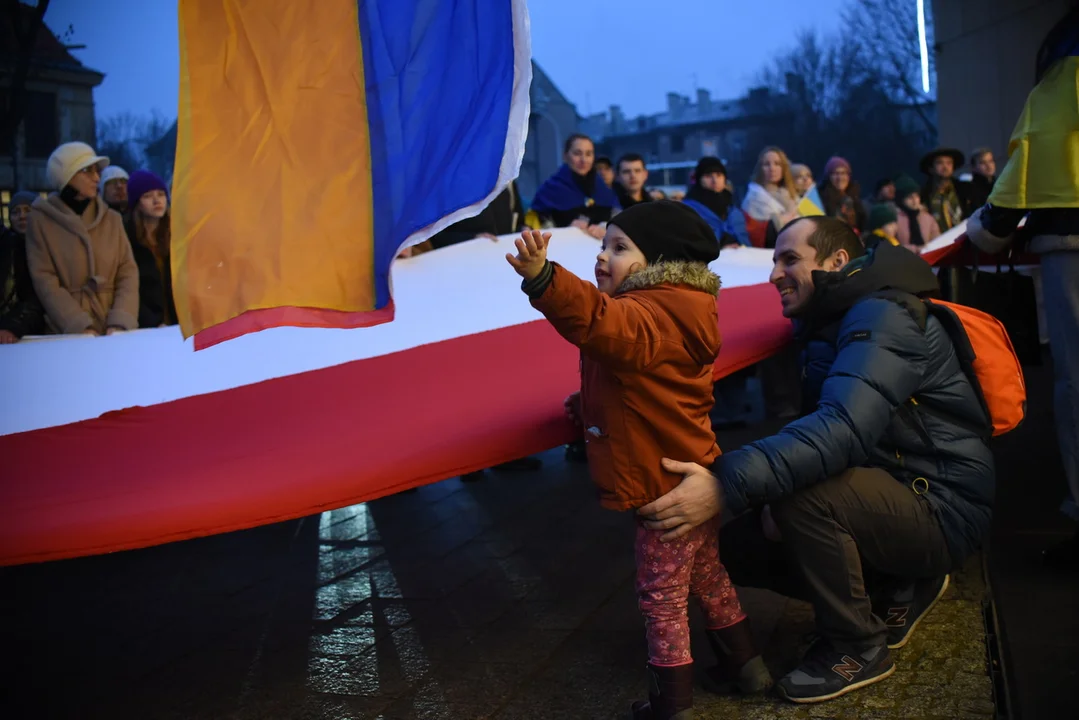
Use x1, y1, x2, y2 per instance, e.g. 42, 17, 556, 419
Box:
741, 146, 800, 247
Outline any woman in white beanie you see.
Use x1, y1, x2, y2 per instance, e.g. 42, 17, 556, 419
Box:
25, 141, 139, 335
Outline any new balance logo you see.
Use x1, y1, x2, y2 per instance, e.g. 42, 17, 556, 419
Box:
831, 655, 864, 682
886, 606, 909, 628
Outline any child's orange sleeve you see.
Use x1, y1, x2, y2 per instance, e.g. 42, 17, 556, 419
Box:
530, 264, 664, 370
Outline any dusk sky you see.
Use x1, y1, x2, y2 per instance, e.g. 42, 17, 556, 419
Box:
46, 0, 848, 122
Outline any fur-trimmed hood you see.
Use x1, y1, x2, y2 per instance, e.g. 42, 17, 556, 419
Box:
617, 260, 720, 296
616, 260, 721, 366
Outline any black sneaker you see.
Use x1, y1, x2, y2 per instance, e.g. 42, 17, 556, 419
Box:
874, 574, 950, 649
775, 639, 894, 704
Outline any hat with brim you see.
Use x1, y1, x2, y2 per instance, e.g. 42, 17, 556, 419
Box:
919, 148, 965, 175
46, 141, 110, 191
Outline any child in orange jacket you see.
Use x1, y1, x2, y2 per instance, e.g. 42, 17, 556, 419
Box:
506, 201, 772, 719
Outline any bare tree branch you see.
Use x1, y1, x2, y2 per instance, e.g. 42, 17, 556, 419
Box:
96, 111, 176, 172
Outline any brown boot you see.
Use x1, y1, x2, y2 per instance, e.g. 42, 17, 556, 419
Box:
627, 663, 694, 719
702, 619, 773, 695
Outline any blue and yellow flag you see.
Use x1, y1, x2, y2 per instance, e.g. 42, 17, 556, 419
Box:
172, 0, 531, 348
797, 185, 825, 217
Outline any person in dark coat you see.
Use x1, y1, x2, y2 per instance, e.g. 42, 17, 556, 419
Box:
529, 134, 620, 237
425, 181, 526, 251
0, 191, 46, 342
920, 147, 967, 231
612, 153, 652, 209
963, 147, 997, 214
639, 217, 994, 704
123, 170, 176, 327
681, 156, 750, 248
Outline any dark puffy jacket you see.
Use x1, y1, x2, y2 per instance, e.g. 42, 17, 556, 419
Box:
0, 228, 46, 338
717, 243, 995, 566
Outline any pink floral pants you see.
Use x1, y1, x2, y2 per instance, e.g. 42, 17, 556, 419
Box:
635, 516, 746, 666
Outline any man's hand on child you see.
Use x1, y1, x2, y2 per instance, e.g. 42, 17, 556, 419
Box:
506, 229, 551, 282
638, 459, 725, 541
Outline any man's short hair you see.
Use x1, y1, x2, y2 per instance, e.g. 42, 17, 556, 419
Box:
970, 147, 993, 165
782, 216, 866, 263
595, 156, 613, 169
617, 153, 646, 171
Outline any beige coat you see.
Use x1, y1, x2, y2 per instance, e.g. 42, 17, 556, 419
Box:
26, 194, 139, 334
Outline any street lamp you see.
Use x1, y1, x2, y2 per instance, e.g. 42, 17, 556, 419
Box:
917, 0, 930, 93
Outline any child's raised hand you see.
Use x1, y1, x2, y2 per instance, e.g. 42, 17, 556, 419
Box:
506, 229, 551, 281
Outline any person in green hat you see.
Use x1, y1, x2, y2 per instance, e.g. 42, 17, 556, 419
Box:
893, 174, 941, 249
864, 203, 902, 250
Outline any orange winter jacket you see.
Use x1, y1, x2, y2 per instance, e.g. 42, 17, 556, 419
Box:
531, 261, 722, 511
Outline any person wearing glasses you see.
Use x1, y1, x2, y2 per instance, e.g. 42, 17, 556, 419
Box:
25, 142, 139, 336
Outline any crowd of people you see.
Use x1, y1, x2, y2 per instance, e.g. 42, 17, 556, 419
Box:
0, 141, 174, 344
0, 131, 999, 345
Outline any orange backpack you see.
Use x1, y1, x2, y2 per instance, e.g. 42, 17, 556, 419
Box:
925, 299, 1027, 436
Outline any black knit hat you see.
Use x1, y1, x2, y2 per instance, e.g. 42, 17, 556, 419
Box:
694, 156, 727, 181
609, 200, 719, 265
919, 147, 965, 175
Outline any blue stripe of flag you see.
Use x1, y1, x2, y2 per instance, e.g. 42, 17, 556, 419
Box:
356, 0, 516, 308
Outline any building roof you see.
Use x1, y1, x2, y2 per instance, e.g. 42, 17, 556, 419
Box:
0, 4, 104, 85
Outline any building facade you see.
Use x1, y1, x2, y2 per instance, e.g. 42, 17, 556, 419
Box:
583, 87, 795, 193
1, 9, 103, 221
517, 61, 581, 203
932, 0, 1074, 165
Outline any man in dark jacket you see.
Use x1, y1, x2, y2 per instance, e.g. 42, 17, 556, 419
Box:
0, 191, 46, 342
638, 217, 995, 704
612, 153, 652, 209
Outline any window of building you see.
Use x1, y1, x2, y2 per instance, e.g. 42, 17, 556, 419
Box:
670, 134, 685, 153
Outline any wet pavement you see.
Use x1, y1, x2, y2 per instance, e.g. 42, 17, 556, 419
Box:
1, 408, 1000, 720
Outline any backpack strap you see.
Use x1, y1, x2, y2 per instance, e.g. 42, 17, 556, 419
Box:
869, 290, 994, 440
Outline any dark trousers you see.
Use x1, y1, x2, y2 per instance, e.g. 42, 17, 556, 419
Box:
720, 468, 952, 652
759, 346, 802, 419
